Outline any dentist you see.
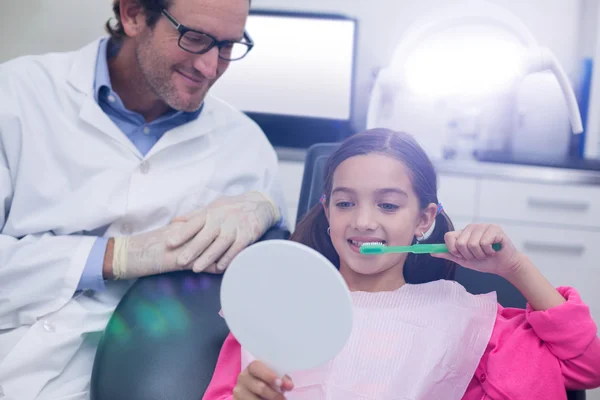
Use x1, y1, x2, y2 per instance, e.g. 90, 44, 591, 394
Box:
0, 0, 286, 398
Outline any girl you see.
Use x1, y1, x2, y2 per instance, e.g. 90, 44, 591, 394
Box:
203, 129, 600, 400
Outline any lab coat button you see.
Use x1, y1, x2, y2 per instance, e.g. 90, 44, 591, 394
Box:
140, 161, 150, 174
43, 320, 55, 333
107, 95, 116, 103
143, 127, 150, 134
480, 373, 486, 383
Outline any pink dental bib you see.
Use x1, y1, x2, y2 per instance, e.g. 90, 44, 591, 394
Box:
241, 279, 497, 400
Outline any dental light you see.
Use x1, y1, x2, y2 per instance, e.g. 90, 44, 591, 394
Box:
367, 2, 583, 136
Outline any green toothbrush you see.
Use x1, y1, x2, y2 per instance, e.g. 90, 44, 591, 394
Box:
359, 242, 502, 255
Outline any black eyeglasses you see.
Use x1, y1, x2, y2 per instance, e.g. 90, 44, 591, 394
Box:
161, 9, 254, 61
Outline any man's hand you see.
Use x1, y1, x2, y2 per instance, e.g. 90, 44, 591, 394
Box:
104, 192, 280, 280
108, 220, 194, 280
104, 219, 218, 280
167, 191, 280, 273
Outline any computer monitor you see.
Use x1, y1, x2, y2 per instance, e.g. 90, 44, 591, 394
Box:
210, 10, 358, 148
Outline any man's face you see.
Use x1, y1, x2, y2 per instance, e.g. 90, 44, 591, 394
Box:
134, 0, 249, 112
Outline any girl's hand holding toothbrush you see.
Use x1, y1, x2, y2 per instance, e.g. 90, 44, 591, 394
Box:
432, 224, 524, 280
432, 223, 567, 311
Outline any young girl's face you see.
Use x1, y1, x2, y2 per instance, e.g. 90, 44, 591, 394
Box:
325, 153, 436, 291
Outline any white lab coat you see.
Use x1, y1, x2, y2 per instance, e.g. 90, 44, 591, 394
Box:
0, 39, 287, 400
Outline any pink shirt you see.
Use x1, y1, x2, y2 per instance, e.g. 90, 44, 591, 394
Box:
203, 287, 600, 400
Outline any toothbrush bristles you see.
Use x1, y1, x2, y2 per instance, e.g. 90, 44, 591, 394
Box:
361, 242, 384, 247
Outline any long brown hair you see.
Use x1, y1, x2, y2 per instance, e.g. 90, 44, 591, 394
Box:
290, 128, 456, 283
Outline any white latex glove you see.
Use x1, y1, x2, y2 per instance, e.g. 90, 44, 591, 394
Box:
167, 191, 280, 273
112, 221, 192, 280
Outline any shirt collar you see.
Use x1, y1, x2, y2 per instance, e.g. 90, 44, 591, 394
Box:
93, 37, 118, 102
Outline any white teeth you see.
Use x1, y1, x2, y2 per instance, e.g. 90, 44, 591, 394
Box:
350, 240, 384, 247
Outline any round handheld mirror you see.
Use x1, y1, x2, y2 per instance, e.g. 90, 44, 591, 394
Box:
220, 240, 353, 376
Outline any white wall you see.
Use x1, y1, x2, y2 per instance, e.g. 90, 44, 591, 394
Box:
0, 0, 111, 62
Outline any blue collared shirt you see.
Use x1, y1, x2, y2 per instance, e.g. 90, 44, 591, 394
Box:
78, 38, 203, 291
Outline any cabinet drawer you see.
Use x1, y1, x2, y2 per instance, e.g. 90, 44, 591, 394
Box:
449, 217, 474, 231
496, 223, 600, 324
437, 174, 478, 219
479, 180, 600, 229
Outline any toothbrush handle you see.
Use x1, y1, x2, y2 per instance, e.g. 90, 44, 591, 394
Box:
416, 243, 502, 254
415, 244, 449, 254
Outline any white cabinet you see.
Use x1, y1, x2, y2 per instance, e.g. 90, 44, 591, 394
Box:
437, 175, 479, 220
487, 223, 600, 324
435, 171, 600, 327
448, 217, 474, 231
466, 176, 600, 327
437, 173, 478, 230
479, 180, 600, 229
